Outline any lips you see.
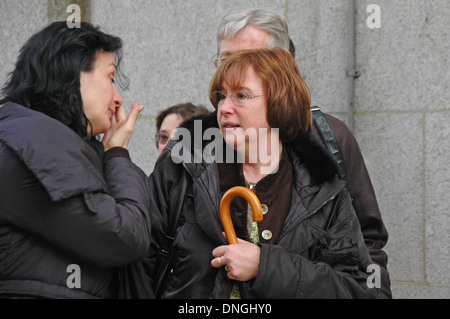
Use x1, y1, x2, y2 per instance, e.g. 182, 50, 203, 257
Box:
221, 121, 240, 129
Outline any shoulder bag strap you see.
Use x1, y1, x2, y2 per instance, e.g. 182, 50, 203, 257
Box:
311, 106, 347, 181
154, 168, 189, 296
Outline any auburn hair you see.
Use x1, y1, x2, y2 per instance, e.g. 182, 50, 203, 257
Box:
209, 48, 311, 143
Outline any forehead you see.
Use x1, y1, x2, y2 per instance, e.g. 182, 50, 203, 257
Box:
92, 50, 116, 69
222, 65, 263, 92
160, 113, 183, 131
219, 27, 270, 55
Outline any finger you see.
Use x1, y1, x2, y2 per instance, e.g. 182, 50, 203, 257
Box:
115, 104, 127, 123
111, 110, 117, 126
211, 257, 222, 268
236, 237, 252, 244
212, 245, 226, 258
223, 232, 248, 244
211, 256, 229, 269
128, 102, 144, 122
124, 102, 144, 130
221, 232, 228, 242
227, 270, 236, 280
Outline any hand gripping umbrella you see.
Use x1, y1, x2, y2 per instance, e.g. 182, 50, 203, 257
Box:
220, 186, 263, 244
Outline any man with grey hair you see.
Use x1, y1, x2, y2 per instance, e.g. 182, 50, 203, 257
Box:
212, 8, 391, 298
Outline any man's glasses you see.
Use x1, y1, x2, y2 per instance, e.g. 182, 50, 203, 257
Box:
211, 54, 226, 68
155, 132, 170, 146
211, 91, 264, 107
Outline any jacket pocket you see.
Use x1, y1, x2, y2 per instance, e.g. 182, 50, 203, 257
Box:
307, 217, 357, 266
314, 238, 358, 267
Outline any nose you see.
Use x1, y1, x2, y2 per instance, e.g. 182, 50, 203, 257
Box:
218, 95, 235, 115
113, 85, 123, 107
158, 138, 170, 154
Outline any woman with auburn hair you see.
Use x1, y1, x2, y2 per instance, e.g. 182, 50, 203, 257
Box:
209, 48, 312, 143
147, 48, 377, 299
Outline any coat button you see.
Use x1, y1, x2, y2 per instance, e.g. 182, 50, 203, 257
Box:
261, 204, 268, 215
261, 230, 272, 240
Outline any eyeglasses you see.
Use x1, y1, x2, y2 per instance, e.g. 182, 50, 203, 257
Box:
211, 54, 226, 68
211, 91, 264, 107
155, 132, 170, 146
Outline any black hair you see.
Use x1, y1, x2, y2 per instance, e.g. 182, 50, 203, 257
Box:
0, 21, 129, 140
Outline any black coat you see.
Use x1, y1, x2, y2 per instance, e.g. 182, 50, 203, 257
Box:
0, 103, 151, 298
147, 111, 377, 298
312, 112, 391, 298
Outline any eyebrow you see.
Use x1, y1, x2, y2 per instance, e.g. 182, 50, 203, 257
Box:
229, 85, 253, 93
219, 51, 231, 58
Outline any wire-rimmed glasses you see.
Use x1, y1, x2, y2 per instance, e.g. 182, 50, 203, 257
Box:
211, 91, 264, 107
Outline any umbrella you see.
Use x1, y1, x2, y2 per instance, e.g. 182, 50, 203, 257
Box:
220, 186, 263, 244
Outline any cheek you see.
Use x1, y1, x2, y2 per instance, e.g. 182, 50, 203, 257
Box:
253, 106, 269, 128
258, 116, 270, 130
97, 82, 115, 105
89, 106, 113, 135
217, 113, 224, 133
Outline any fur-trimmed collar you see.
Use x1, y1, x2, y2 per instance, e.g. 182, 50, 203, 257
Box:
176, 110, 338, 184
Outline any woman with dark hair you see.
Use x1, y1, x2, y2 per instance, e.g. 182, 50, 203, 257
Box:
147, 49, 377, 299
0, 21, 151, 298
155, 103, 210, 153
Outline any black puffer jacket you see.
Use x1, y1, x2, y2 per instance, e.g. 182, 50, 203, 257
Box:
0, 103, 151, 299
312, 112, 391, 298
147, 112, 377, 299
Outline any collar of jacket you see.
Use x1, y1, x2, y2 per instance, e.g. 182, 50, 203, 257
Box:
166, 110, 339, 185
0, 102, 108, 201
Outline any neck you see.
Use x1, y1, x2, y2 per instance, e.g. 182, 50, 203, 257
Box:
242, 163, 266, 184
242, 142, 282, 184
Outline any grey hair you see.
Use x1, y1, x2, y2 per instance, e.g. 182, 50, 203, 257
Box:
216, 8, 291, 54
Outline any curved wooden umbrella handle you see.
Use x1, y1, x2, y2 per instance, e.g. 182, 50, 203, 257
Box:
220, 186, 263, 244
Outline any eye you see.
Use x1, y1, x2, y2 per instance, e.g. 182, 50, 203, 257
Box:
236, 92, 249, 102
218, 92, 227, 100
212, 91, 227, 101
156, 133, 169, 145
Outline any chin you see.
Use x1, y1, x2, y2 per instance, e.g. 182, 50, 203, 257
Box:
92, 124, 109, 136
